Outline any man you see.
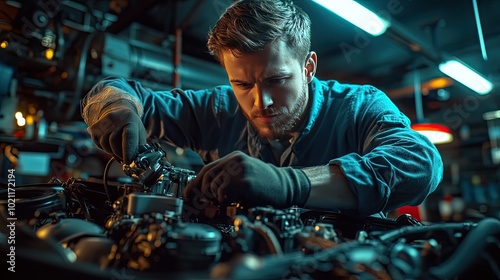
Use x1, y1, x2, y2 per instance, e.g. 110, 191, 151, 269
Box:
81, 0, 443, 218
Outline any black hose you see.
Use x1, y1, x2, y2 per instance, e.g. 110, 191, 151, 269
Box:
428, 217, 500, 279
376, 221, 476, 243
102, 156, 117, 203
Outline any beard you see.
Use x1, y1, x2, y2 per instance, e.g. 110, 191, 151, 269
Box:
248, 80, 309, 141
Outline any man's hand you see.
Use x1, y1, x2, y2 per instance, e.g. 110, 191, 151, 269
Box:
87, 99, 147, 164
183, 151, 311, 209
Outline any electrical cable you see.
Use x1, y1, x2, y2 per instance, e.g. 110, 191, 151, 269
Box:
102, 156, 116, 203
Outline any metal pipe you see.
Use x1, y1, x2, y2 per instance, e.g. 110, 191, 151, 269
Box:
413, 69, 424, 122
100, 33, 227, 89
173, 0, 206, 87
385, 17, 442, 63
173, 28, 182, 88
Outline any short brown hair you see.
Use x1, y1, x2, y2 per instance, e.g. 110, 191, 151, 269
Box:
207, 0, 311, 66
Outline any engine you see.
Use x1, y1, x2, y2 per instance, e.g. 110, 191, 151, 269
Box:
1, 143, 499, 280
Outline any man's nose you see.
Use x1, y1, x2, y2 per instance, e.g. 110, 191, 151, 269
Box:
253, 85, 273, 109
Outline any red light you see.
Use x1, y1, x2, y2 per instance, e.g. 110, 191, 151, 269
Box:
411, 123, 453, 144
411, 123, 451, 133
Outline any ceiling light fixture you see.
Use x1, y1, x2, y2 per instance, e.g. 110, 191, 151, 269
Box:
410, 70, 454, 144
438, 59, 493, 95
312, 0, 390, 36
411, 123, 454, 145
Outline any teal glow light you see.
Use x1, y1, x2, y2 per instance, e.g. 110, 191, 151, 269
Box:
439, 59, 493, 95
312, 0, 390, 36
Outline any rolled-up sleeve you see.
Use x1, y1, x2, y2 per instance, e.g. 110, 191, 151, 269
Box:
329, 86, 444, 217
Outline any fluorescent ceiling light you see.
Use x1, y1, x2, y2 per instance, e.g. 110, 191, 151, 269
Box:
483, 109, 500, 121
438, 59, 493, 95
312, 0, 390, 36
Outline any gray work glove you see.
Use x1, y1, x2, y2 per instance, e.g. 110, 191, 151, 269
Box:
184, 151, 311, 209
87, 99, 147, 164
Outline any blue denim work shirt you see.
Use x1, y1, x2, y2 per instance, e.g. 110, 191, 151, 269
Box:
85, 76, 444, 217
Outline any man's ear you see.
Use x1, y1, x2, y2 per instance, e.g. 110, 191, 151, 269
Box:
304, 51, 317, 83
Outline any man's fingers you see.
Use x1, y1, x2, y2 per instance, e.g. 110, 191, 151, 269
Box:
183, 160, 227, 204
106, 127, 123, 162
122, 123, 139, 165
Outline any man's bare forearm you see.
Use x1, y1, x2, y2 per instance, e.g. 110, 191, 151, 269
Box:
302, 164, 357, 211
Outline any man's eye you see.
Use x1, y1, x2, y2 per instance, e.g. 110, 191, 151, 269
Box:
269, 78, 286, 84
237, 83, 253, 89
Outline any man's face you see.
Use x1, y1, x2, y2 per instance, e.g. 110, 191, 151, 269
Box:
222, 40, 316, 140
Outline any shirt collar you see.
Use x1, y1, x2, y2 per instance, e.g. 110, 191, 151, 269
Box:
298, 77, 325, 137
